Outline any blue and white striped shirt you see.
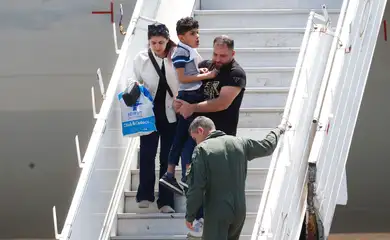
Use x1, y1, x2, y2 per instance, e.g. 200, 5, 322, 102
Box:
171, 41, 202, 91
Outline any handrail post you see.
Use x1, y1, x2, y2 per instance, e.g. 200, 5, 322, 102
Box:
52, 206, 60, 239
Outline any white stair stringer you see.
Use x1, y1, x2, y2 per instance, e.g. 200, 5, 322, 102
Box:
251, 14, 336, 239
307, 0, 388, 237
104, 1, 341, 240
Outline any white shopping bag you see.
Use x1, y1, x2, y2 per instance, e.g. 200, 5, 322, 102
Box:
118, 84, 156, 137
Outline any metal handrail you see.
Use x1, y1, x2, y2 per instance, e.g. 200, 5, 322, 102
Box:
251, 1, 353, 238
98, 138, 139, 240
251, 11, 316, 240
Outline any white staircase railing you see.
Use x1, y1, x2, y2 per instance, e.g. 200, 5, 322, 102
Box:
252, 0, 388, 238
251, 7, 336, 240
308, 0, 388, 236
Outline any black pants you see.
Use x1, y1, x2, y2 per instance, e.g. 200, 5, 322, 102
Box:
136, 118, 177, 209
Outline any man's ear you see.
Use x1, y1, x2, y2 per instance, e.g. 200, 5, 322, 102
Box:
231, 50, 236, 58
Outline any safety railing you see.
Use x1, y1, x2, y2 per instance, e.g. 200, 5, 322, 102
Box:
250, 11, 315, 240
251, 6, 336, 240
98, 2, 157, 238
308, 0, 387, 236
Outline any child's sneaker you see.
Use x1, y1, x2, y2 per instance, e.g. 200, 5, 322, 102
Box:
187, 218, 204, 238
159, 173, 184, 195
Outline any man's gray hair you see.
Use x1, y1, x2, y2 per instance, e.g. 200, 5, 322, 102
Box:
189, 116, 216, 133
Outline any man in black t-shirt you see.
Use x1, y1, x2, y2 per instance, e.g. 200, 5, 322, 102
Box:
176, 35, 246, 136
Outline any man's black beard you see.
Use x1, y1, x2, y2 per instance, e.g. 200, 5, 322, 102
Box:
212, 58, 233, 70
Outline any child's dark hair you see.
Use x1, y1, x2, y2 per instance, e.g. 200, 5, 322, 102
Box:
147, 23, 177, 55
176, 17, 199, 35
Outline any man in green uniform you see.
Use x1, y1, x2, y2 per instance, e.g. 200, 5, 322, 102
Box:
185, 116, 286, 239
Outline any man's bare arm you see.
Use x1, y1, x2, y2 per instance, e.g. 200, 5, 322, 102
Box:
195, 86, 241, 112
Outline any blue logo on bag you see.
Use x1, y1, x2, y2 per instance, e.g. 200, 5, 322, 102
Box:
127, 100, 143, 118
132, 99, 142, 111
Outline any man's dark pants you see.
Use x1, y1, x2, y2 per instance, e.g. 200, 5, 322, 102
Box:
203, 210, 246, 240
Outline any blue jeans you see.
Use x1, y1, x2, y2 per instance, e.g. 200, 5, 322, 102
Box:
168, 89, 204, 168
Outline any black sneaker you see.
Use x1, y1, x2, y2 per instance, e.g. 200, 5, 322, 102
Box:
159, 173, 184, 195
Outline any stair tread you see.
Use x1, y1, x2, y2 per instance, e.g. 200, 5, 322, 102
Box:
243, 66, 295, 72
198, 47, 300, 52
117, 212, 258, 219
240, 107, 284, 111
125, 189, 263, 197
114, 107, 284, 112
246, 86, 289, 92
194, 9, 340, 14
111, 235, 252, 239
200, 27, 305, 32
131, 167, 269, 173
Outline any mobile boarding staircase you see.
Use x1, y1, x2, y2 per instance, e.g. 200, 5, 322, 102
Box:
53, 0, 387, 239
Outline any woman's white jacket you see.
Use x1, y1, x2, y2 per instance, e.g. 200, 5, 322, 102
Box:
130, 49, 179, 123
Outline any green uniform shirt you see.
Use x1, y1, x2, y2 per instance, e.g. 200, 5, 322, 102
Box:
185, 128, 282, 222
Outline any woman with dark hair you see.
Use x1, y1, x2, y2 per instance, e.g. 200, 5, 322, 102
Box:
130, 23, 179, 213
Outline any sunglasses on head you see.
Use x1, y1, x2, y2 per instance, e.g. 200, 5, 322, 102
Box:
148, 23, 169, 36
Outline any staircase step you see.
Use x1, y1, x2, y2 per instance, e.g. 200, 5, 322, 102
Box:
244, 67, 294, 88
199, 28, 305, 48
243, 87, 289, 108
116, 212, 257, 236
111, 235, 252, 239
198, 47, 299, 67
130, 168, 268, 191
124, 190, 262, 213
194, 9, 340, 28
239, 107, 283, 128
199, 0, 342, 10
